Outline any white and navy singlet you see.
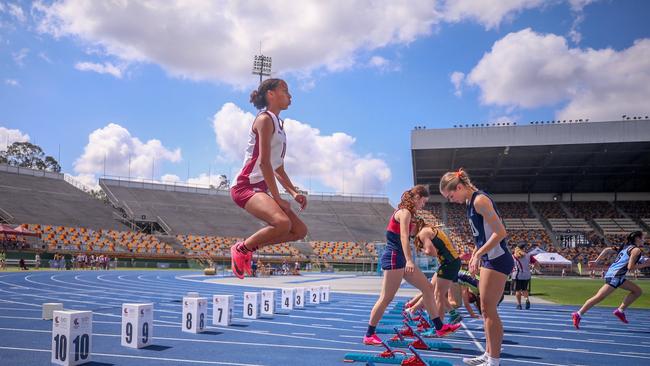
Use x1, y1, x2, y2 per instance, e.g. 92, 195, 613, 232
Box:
467, 190, 514, 275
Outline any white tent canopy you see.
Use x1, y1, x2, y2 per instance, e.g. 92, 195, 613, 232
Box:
533, 252, 572, 265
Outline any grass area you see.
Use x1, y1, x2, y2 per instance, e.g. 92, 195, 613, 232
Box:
531, 277, 650, 309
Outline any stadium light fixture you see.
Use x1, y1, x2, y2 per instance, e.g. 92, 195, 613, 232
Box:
252, 54, 272, 84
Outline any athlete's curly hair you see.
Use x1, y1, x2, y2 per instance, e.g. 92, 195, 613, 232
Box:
398, 185, 429, 217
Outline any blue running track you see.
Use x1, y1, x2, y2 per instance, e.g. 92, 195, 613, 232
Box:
0, 271, 649, 365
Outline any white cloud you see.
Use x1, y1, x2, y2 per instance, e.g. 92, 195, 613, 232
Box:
368, 56, 400, 73
38, 52, 52, 63
75, 61, 123, 78
161, 174, 181, 183
7, 3, 26, 23
4, 79, 19, 86
450, 71, 465, 97
568, 0, 596, 11
73, 123, 182, 185
12, 48, 28, 67
441, 0, 546, 30
212, 103, 391, 194
0, 126, 30, 151
464, 28, 650, 121
187, 173, 228, 188
33, 0, 441, 86
567, 0, 597, 44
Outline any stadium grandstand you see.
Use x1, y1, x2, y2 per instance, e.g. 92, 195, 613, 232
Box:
412, 118, 650, 273
0, 163, 391, 271
1, 118, 648, 276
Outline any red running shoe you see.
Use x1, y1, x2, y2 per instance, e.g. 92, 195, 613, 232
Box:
571, 312, 581, 329
363, 334, 383, 346
613, 309, 628, 324
230, 243, 246, 279
244, 251, 253, 276
423, 323, 461, 338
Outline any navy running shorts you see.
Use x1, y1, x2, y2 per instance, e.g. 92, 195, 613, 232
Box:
381, 247, 406, 270
482, 253, 515, 276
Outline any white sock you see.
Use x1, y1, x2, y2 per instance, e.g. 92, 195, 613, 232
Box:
577, 310, 583, 316
617, 307, 625, 313
487, 356, 500, 365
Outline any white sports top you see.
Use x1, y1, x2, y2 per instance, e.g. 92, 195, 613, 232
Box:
233, 110, 287, 186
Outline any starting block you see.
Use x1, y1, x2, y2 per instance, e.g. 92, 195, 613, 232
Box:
212, 295, 234, 326
319, 285, 330, 302
309, 286, 321, 305
260, 290, 275, 317
294, 287, 305, 309
387, 326, 454, 351
121, 303, 153, 349
343, 342, 452, 366
51, 310, 92, 366
43, 303, 63, 320
243, 292, 261, 319
182, 297, 207, 333
281, 288, 295, 311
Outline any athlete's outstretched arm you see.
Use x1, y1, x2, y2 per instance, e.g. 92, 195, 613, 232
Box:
593, 247, 615, 264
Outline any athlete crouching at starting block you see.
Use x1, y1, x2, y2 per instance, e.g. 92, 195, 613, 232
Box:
363, 185, 461, 346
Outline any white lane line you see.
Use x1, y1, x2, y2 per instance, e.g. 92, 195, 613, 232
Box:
292, 332, 316, 336
462, 321, 485, 353
0, 346, 263, 366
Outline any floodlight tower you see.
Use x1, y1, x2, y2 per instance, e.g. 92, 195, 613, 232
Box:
252, 54, 272, 84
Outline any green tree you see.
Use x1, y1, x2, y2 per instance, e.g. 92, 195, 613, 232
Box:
0, 142, 61, 172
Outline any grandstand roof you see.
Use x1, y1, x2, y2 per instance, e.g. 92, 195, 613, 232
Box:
411, 119, 650, 194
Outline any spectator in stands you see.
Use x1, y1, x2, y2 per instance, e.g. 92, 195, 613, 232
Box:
512, 243, 540, 310
19, 258, 28, 270
251, 259, 258, 277
572, 231, 650, 329
440, 168, 513, 366
229, 79, 308, 279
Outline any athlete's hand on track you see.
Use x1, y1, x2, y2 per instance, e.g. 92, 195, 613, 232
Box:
468, 255, 480, 275
275, 198, 291, 213
294, 194, 307, 211
405, 260, 415, 274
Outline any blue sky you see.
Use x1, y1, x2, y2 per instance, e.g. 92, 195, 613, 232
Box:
1, 0, 649, 204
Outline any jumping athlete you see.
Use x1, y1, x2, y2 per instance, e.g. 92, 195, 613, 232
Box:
229, 79, 308, 279
572, 231, 649, 329
440, 169, 514, 366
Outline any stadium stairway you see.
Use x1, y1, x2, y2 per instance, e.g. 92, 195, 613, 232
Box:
529, 204, 560, 248
291, 242, 315, 257
614, 203, 650, 234
155, 234, 186, 255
